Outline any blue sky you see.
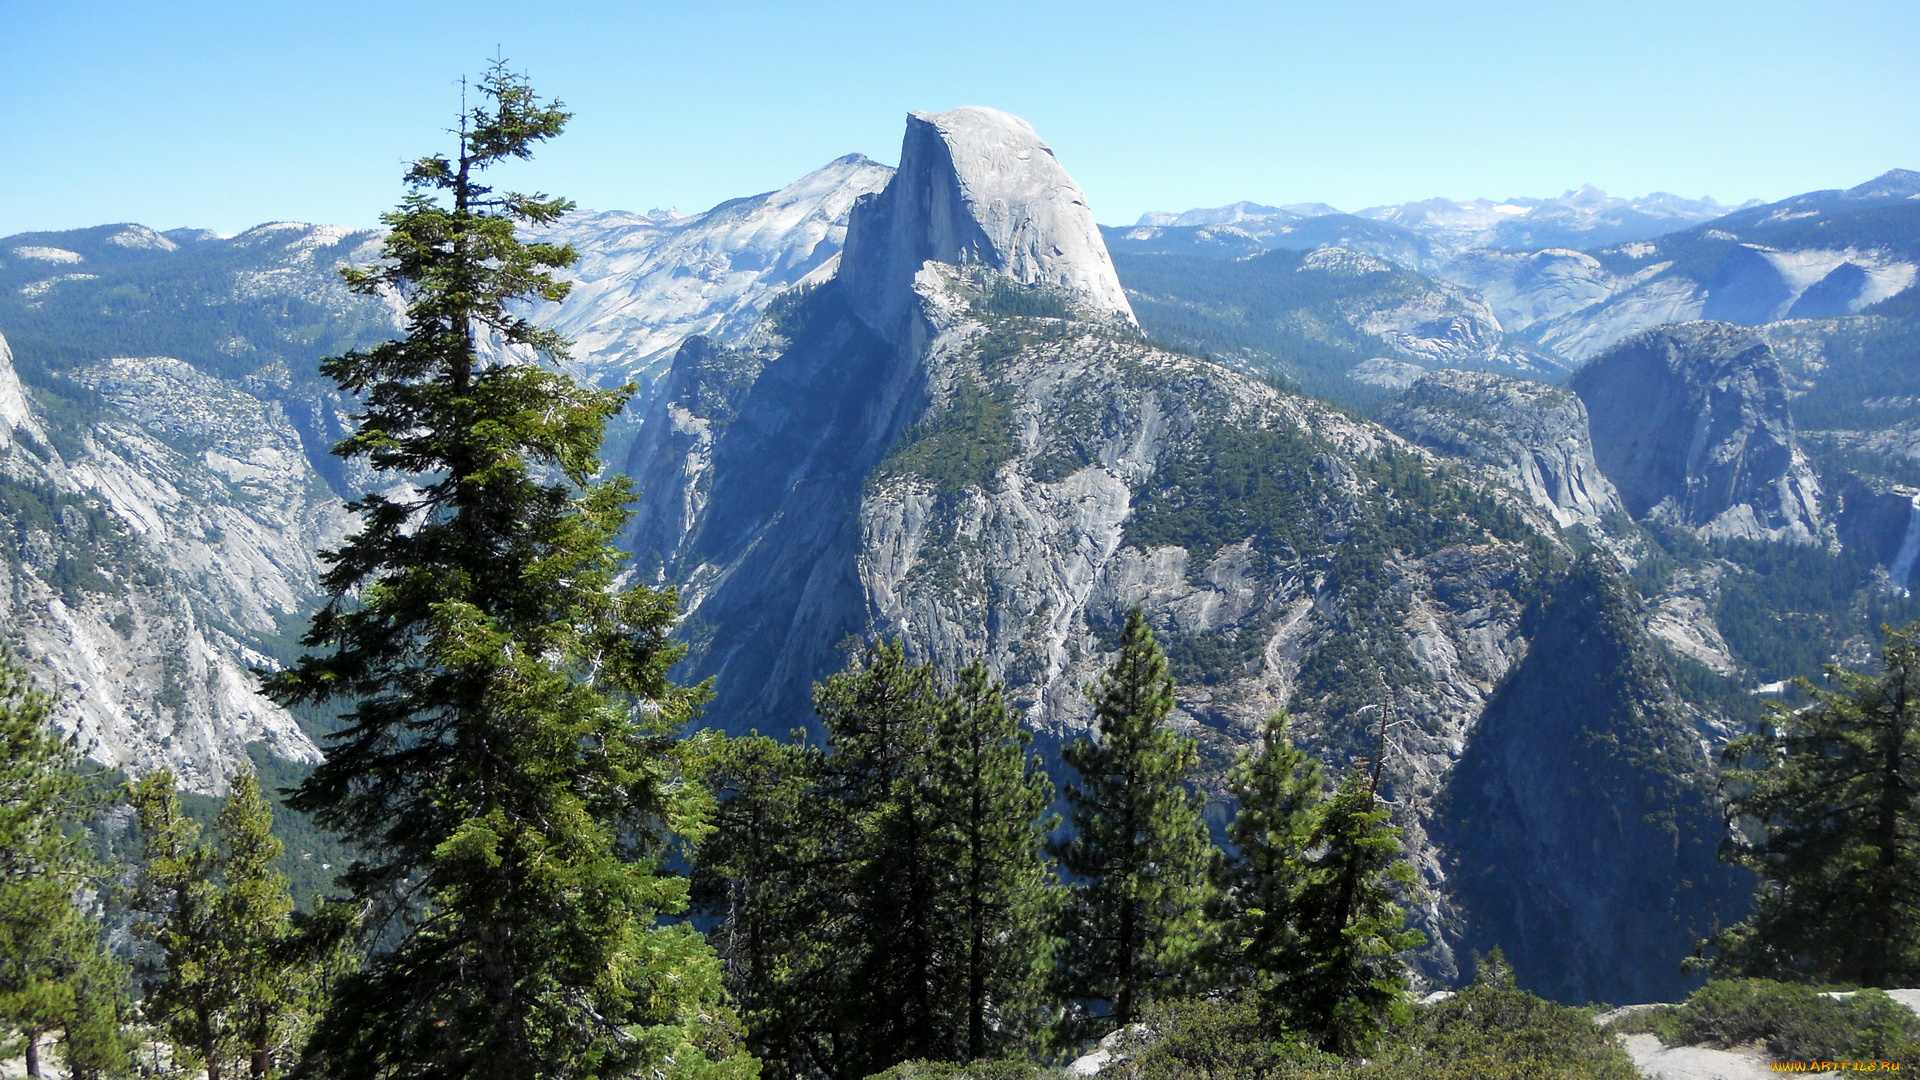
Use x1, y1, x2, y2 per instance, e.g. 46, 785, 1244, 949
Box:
2, 0, 1915, 236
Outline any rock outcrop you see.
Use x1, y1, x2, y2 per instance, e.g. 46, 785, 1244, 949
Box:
1382, 370, 1623, 528
0, 335, 333, 791
1571, 322, 1825, 543
839, 107, 1133, 343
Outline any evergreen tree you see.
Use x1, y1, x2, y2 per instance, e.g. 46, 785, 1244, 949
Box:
812, 641, 949, 1076
690, 733, 829, 1079
1210, 713, 1322, 1012
928, 660, 1059, 1059
1281, 770, 1423, 1054
1053, 607, 1214, 1034
264, 62, 752, 1080
130, 769, 319, 1080
1709, 619, 1920, 986
0, 650, 131, 1080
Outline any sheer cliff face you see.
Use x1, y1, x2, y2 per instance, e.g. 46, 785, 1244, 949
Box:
1571, 321, 1825, 543
1382, 370, 1623, 529
839, 107, 1134, 343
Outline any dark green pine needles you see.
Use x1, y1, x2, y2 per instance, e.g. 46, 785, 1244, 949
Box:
1053, 607, 1214, 1033
266, 63, 752, 1080
1710, 619, 1920, 987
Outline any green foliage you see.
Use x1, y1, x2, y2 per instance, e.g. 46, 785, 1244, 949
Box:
1279, 771, 1425, 1053
933, 661, 1062, 1060
689, 733, 827, 1078
0, 649, 133, 1079
1115, 994, 1334, 1080
866, 1059, 1063, 1080
263, 63, 752, 1080
969, 279, 1076, 322
1642, 979, 1920, 1062
1210, 714, 1322, 1008
693, 647, 1062, 1078
1054, 609, 1214, 1034
1709, 619, 1920, 986
1113, 966, 1636, 1080
881, 376, 1019, 491
129, 769, 321, 1079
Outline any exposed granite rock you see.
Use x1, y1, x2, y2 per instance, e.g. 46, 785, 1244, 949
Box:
839, 107, 1134, 344
1382, 369, 1623, 528
0, 340, 334, 792
1571, 322, 1825, 543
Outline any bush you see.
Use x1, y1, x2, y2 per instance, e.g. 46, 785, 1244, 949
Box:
1098, 974, 1638, 1080
867, 1060, 1064, 1080
1116, 995, 1335, 1080
1647, 979, 1920, 1062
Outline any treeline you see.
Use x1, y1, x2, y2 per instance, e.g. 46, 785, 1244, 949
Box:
691, 610, 1421, 1079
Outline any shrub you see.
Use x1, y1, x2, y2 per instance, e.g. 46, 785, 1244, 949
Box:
1649, 979, 1920, 1062
868, 1060, 1064, 1080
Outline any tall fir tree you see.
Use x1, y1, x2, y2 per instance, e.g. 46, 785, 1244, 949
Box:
1210, 713, 1322, 1013
928, 660, 1059, 1060
0, 650, 132, 1080
264, 62, 753, 1080
1053, 607, 1214, 1034
1281, 770, 1424, 1054
1709, 619, 1920, 986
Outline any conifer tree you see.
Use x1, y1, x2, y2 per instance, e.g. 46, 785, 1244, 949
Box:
1281, 770, 1424, 1054
1211, 713, 1322, 1012
929, 660, 1059, 1059
265, 61, 751, 1080
690, 733, 829, 1079
130, 770, 315, 1080
1053, 608, 1213, 1034
812, 641, 949, 1076
0, 651, 131, 1080
1710, 619, 1920, 986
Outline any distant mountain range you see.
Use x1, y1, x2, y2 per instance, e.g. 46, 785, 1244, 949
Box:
1130, 185, 1755, 261
5, 115, 1920, 1004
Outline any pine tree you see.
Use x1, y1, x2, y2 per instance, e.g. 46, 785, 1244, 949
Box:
1709, 619, 1920, 986
1281, 770, 1424, 1054
1053, 607, 1214, 1034
812, 641, 949, 1076
0, 650, 132, 1080
1210, 713, 1322, 1014
690, 733, 830, 1079
264, 61, 752, 1080
928, 659, 1059, 1059
212, 773, 311, 1079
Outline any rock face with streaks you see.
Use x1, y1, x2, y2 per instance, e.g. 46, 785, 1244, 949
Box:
1382, 370, 1622, 528
1571, 322, 1825, 542
0, 335, 335, 791
839, 107, 1134, 343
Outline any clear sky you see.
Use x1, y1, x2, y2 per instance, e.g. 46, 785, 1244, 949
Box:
2, 0, 1915, 237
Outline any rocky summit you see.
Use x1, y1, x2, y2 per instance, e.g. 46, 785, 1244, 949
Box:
1572, 321, 1824, 543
